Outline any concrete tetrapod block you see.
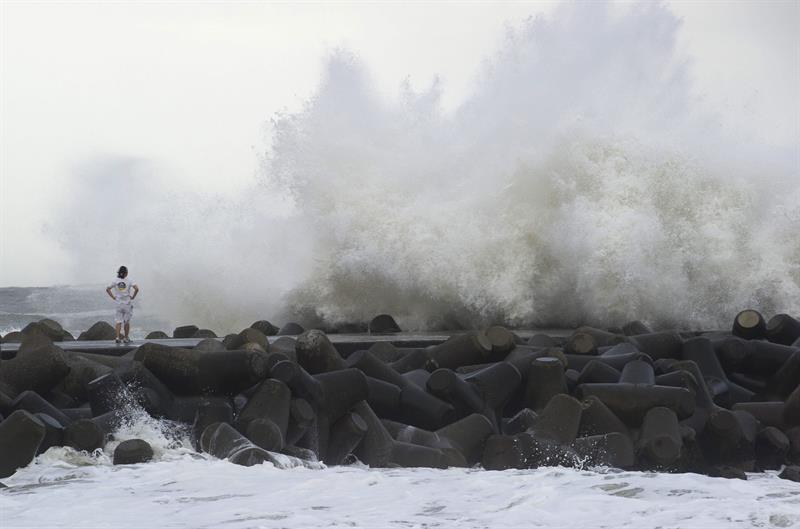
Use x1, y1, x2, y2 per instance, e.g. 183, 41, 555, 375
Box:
463, 361, 522, 413
0, 342, 70, 397
295, 330, 346, 374
286, 399, 315, 447
200, 422, 281, 467
251, 320, 279, 337
427, 368, 488, 421
0, 410, 46, 477
622, 320, 651, 336
63, 411, 119, 452
755, 426, 789, 470
483, 326, 517, 359
34, 413, 65, 454
369, 314, 401, 334
527, 334, 558, 348
141, 344, 268, 395
245, 418, 284, 452
172, 325, 199, 339
87, 372, 128, 416
363, 376, 402, 418
619, 360, 655, 385
578, 396, 629, 437
577, 360, 621, 385
530, 394, 583, 445
769, 351, 800, 398
113, 439, 154, 465
785, 385, 800, 427
638, 406, 683, 468
114, 362, 176, 418
390, 441, 447, 468
523, 357, 566, 412
369, 342, 403, 363
192, 400, 234, 450
503, 409, 539, 436
78, 321, 116, 341
682, 337, 753, 406
350, 401, 395, 468
237, 379, 291, 442
428, 332, 492, 369
326, 412, 368, 465
11, 391, 73, 427
766, 314, 800, 346
482, 431, 576, 470
435, 413, 494, 465
732, 310, 767, 340
389, 349, 436, 373
576, 383, 695, 425
571, 432, 636, 469
732, 402, 789, 430
627, 331, 684, 360
277, 322, 305, 336
59, 353, 112, 402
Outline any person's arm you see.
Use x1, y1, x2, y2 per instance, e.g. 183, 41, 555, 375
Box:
131, 284, 139, 300
106, 286, 116, 300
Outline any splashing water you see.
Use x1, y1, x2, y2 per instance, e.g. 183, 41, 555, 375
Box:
53, 2, 800, 332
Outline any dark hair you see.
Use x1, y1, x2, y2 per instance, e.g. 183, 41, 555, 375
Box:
117, 266, 128, 279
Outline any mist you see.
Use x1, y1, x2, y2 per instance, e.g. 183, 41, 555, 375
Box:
4, 1, 799, 331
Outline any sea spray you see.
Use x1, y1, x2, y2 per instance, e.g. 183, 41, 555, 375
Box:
52, 2, 799, 332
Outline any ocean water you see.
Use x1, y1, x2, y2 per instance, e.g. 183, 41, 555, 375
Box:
3, 447, 799, 529
0, 285, 168, 339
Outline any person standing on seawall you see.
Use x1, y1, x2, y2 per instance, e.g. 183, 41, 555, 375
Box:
105, 266, 139, 344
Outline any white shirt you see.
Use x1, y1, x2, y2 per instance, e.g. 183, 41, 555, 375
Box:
109, 277, 137, 304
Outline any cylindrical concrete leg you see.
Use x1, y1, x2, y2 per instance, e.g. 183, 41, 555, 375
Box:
523, 357, 566, 412
578, 396, 628, 437
192, 400, 233, 450
767, 314, 800, 345
532, 394, 582, 445
0, 410, 46, 477
286, 399, 315, 446
245, 418, 284, 452
296, 330, 346, 374
436, 413, 495, 465
639, 407, 682, 468
428, 332, 492, 369
732, 310, 766, 340
326, 413, 368, 466
755, 426, 789, 470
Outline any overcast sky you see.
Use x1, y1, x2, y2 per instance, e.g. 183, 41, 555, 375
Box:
1, 1, 798, 287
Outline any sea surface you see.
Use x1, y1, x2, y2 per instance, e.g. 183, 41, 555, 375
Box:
0, 285, 168, 339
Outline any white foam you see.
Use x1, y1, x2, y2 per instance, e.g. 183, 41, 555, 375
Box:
2, 461, 799, 529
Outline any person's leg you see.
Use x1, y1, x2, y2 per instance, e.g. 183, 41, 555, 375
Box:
124, 321, 130, 340
115, 322, 122, 340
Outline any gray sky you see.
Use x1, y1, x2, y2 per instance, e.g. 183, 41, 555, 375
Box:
1, 1, 798, 287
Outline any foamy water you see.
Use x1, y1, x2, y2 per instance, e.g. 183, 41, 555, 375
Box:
3, 455, 799, 529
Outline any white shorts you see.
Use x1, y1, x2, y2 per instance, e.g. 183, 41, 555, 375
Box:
115, 303, 133, 324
